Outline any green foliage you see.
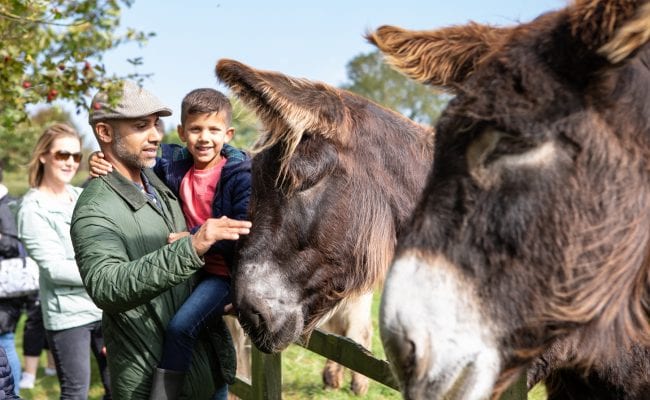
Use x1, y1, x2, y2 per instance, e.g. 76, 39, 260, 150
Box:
0, 0, 154, 132
3, 169, 30, 196
341, 50, 449, 125
160, 125, 183, 145
230, 96, 261, 151
0, 106, 77, 171
0, 106, 92, 194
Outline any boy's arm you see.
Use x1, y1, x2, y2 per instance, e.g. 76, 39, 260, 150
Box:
89, 150, 166, 180
225, 171, 252, 222
206, 169, 252, 259
88, 151, 113, 177
152, 143, 192, 189
90, 144, 178, 186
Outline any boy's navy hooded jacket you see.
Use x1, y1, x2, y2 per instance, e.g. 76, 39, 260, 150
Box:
153, 143, 251, 268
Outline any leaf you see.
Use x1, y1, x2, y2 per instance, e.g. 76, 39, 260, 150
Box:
0, 0, 154, 137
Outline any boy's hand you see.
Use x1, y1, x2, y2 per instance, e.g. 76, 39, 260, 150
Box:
168, 231, 190, 244
191, 216, 252, 256
89, 151, 113, 177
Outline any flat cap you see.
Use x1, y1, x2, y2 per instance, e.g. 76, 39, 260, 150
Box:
88, 80, 172, 124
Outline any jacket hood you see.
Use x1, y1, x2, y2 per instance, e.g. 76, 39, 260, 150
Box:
221, 144, 251, 180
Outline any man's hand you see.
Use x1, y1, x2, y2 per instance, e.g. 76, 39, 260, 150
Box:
191, 216, 252, 256
88, 151, 113, 177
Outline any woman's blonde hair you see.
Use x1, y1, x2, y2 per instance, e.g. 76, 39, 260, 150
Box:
27, 123, 81, 188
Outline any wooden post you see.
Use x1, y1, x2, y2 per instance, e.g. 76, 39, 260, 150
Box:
250, 346, 282, 400
302, 329, 400, 390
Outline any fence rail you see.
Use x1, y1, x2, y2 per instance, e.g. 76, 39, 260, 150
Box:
229, 328, 528, 399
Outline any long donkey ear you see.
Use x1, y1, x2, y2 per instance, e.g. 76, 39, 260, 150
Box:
366, 23, 511, 90
216, 59, 349, 183
216, 59, 346, 139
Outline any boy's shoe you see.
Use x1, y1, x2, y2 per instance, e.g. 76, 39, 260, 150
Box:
19, 372, 36, 389
44, 367, 57, 376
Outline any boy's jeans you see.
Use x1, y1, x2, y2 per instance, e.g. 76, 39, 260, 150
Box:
159, 275, 231, 372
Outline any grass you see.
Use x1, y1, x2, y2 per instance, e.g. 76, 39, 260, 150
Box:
280, 292, 400, 399
14, 314, 106, 400
13, 294, 546, 399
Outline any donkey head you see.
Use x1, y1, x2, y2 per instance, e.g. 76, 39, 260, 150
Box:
369, 0, 650, 398
216, 59, 433, 352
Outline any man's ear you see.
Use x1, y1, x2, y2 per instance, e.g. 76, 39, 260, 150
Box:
177, 124, 188, 142
95, 122, 113, 144
224, 127, 235, 143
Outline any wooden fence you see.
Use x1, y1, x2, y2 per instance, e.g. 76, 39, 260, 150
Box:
229, 328, 528, 399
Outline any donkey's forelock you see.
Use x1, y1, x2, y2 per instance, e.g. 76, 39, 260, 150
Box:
598, 1, 650, 62
216, 59, 350, 184
571, 0, 649, 60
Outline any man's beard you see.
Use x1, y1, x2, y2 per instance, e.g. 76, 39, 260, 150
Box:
112, 128, 156, 169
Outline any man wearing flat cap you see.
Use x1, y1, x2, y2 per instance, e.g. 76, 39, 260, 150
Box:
71, 81, 237, 399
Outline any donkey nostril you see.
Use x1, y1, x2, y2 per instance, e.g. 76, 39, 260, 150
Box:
238, 304, 264, 330
412, 338, 432, 382
248, 310, 260, 328
384, 330, 430, 386
402, 339, 418, 380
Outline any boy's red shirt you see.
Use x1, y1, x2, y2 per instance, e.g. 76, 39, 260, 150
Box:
179, 157, 229, 277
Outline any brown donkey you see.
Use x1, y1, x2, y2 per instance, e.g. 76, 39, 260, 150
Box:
216, 59, 434, 394
369, 0, 650, 398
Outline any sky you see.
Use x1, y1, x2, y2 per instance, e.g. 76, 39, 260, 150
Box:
64, 0, 566, 143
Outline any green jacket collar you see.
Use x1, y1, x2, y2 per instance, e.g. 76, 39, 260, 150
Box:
102, 168, 177, 211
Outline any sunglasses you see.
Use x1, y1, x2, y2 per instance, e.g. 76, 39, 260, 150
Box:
51, 150, 83, 163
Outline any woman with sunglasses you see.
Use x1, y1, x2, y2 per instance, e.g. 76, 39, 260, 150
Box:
17, 123, 111, 399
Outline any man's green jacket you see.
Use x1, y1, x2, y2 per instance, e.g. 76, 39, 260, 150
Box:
71, 169, 235, 400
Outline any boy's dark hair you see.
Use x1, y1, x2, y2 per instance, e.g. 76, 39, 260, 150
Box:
180, 88, 232, 125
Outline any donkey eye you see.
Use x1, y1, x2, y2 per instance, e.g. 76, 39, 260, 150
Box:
288, 137, 338, 193
468, 128, 546, 167
466, 129, 507, 170
300, 132, 313, 143
466, 128, 556, 188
